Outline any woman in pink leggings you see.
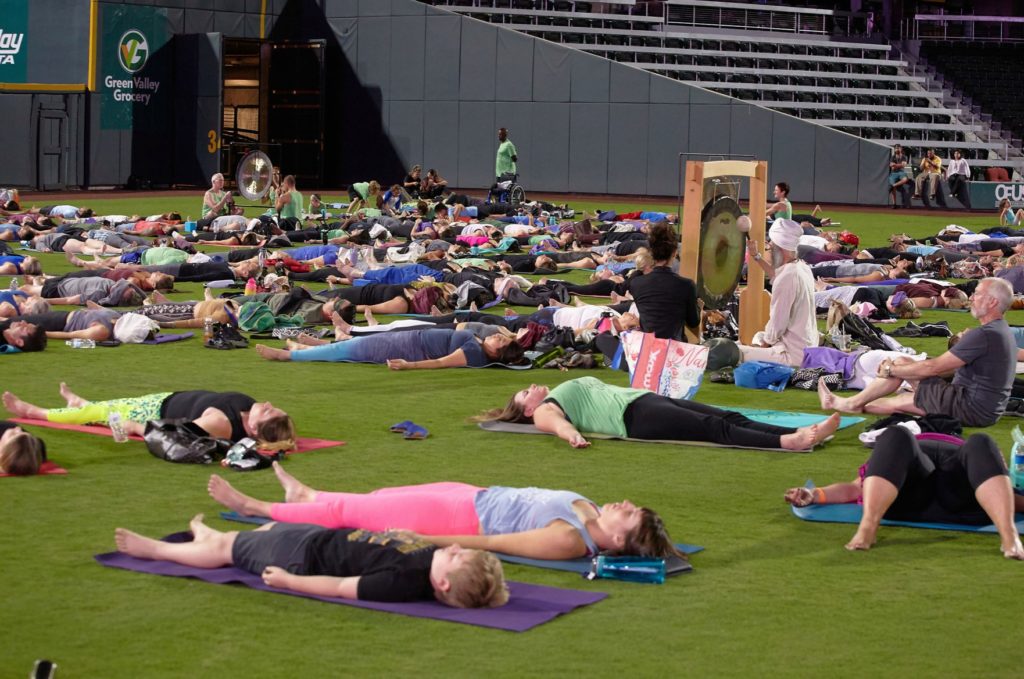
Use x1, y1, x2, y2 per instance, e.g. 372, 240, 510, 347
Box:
208, 462, 681, 560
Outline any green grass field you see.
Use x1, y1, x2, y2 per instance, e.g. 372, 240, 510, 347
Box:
3, 196, 1022, 678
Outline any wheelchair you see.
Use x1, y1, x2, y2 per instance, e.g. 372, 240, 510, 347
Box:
487, 172, 526, 206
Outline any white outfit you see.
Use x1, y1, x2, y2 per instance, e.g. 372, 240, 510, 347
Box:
739, 259, 818, 366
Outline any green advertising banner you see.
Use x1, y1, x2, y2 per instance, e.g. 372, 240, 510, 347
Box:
99, 4, 171, 130
0, 0, 29, 83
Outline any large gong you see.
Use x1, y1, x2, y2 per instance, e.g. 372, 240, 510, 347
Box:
679, 159, 770, 345
697, 195, 744, 310
235, 150, 274, 201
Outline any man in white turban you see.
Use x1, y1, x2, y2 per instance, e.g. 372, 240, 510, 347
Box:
738, 218, 818, 366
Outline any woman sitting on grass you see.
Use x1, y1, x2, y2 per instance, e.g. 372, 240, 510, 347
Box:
784, 427, 1024, 559
115, 515, 508, 608
482, 377, 840, 451
255, 327, 524, 369
0, 420, 47, 475
208, 462, 682, 560
2, 385, 296, 450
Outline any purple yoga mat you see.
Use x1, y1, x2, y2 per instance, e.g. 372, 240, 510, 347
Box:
95, 532, 606, 632
143, 332, 195, 344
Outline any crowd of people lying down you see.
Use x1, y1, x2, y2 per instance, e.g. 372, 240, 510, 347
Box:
3, 176, 1024, 608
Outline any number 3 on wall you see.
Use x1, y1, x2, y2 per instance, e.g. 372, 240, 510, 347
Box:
207, 130, 220, 154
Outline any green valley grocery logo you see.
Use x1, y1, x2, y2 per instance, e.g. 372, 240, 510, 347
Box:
117, 29, 149, 73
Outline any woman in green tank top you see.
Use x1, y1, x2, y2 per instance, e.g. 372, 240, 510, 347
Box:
275, 175, 304, 221
767, 181, 793, 221
481, 376, 839, 451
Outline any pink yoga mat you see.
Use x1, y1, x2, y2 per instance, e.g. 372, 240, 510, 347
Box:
0, 460, 67, 477
9, 419, 344, 454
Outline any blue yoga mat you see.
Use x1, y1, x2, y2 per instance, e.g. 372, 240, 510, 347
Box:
723, 407, 863, 431
495, 544, 703, 575
219, 512, 704, 573
791, 503, 1024, 534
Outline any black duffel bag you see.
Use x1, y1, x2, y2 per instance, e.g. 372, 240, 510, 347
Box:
143, 419, 233, 464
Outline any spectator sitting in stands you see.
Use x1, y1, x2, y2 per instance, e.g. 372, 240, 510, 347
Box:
888, 144, 911, 209
914, 149, 943, 201
946, 150, 971, 208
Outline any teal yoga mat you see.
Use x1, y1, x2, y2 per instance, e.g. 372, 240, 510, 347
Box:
496, 545, 702, 575
791, 503, 1024, 534
722, 407, 863, 431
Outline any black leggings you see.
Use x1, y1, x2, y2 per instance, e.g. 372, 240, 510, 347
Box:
865, 427, 1007, 524
622, 394, 793, 448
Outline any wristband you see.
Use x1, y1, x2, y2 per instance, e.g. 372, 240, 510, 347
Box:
754, 253, 763, 261
813, 487, 826, 505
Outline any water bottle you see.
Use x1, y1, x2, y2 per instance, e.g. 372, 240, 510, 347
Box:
586, 555, 666, 584
244, 278, 257, 296
1011, 426, 1024, 492
9, 276, 18, 290
548, 215, 556, 227
65, 339, 96, 349
203, 317, 215, 342
320, 207, 327, 221
108, 411, 129, 443
257, 247, 267, 269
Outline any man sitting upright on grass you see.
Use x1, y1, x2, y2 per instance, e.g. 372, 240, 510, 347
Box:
819, 277, 1016, 427
115, 514, 509, 608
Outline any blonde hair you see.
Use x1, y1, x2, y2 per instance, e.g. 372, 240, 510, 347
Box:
368, 180, 381, 196
895, 297, 920, 319
22, 257, 41, 275
0, 432, 46, 475
634, 248, 653, 272
944, 288, 969, 310
434, 550, 509, 609
471, 393, 529, 424
255, 413, 297, 452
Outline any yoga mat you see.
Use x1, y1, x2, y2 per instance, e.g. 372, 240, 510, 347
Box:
217, 513, 704, 575
8, 419, 344, 454
0, 460, 66, 477
143, 332, 194, 344
477, 406, 862, 452
722, 407, 863, 431
95, 533, 606, 632
791, 503, 1024, 534
495, 545, 702, 575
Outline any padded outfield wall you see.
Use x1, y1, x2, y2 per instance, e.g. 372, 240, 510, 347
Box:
333, 0, 890, 203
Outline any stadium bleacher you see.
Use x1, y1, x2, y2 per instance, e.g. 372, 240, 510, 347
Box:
422, 0, 1023, 173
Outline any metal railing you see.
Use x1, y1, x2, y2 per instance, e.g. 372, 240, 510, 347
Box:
903, 14, 1024, 43
664, 0, 868, 36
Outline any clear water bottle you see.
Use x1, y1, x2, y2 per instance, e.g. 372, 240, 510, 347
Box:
586, 555, 666, 584
65, 339, 96, 349
108, 411, 129, 443
1011, 426, 1024, 492
9, 276, 18, 290
548, 215, 556, 227
257, 247, 267, 269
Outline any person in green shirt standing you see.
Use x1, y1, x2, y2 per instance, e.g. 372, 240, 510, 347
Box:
495, 127, 518, 180
275, 175, 305, 228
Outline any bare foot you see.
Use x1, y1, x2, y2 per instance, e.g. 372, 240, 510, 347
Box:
59, 382, 89, 408
293, 332, 320, 347
151, 291, 169, 304
468, 302, 478, 313
429, 304, 443, 317
189, 513, 214, 541
781, 413, 841, 450
817, 381, 838, 411
208, 474, 257, 515
272, 461, 317, 503
114, 527, 161, 559
65, 251, 86, 267
2, 391, 45, 419
1003, 538, 1024, 560
255, 344, 290, 361
845, 526, 877, 551
85, 300, 104, 310
331, 310, 352, 336
363, 308, 377, 326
